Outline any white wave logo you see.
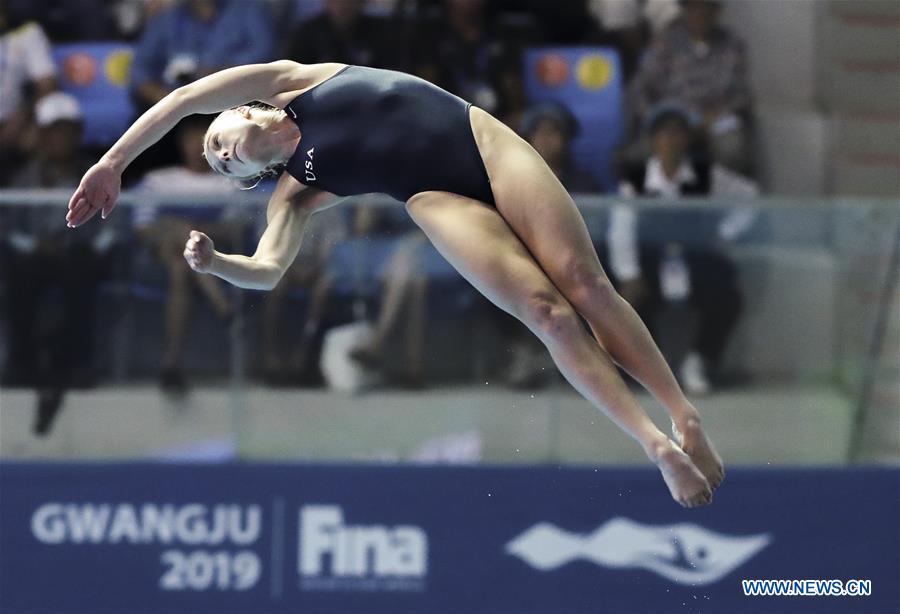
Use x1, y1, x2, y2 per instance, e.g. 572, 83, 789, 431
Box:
506, 517, 770, 585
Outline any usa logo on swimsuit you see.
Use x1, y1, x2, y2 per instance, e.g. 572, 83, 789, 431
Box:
506, 517, 771, 585
304, 147, 316, 182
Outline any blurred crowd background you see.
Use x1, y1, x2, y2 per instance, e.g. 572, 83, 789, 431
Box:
0, 0, 897, 469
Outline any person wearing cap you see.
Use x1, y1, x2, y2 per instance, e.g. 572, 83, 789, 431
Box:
607, 102, 757, 395
1, 92, 114, 435
30, 92, 90, 181
629, 0, 753, 175
520, 102, 599, 194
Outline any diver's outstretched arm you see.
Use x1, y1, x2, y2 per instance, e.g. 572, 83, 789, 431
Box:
66, 61, 309, 227
185, 174, 331, 291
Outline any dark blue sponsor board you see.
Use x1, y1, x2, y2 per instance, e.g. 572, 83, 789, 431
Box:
0, 463, 897, 614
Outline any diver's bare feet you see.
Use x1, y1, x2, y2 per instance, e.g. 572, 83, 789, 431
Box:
672, 414, 725, 491
647, 438, 712, 508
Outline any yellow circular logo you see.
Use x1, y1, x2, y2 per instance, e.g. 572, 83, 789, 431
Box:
104, 50, 133, 86
575, 55, 613, 90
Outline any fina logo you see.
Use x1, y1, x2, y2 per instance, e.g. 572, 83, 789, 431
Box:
298, 505, 427, 591
506, 517, 770, 585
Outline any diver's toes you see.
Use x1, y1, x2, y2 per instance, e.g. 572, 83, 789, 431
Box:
714, 471, 725, 489
693, 490, 713, 507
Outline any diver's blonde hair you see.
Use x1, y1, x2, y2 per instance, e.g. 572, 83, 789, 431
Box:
203, 102, 289, 190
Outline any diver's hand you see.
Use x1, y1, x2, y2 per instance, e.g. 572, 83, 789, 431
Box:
66, 161, 122, 227
184, 230, 215, 273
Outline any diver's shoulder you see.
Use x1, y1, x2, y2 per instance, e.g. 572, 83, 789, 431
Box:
264, 62, 350, 108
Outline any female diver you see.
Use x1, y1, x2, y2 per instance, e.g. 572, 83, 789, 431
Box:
66, 61, 724, 507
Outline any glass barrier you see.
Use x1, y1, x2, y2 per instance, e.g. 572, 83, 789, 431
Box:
0, 190, 897, 467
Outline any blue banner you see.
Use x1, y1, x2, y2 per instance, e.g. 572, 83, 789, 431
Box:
523, 47, 624, 192
1, 463, 897, 614
53, 43, 136, 145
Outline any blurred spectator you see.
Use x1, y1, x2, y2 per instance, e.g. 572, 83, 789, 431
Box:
412, 0, 526, 125
586, 0, 681, 81
494, 0, 594, 44
285, 0, 395, 68
0, 2, 57, 185
5, 0, 116, 42
607, 103, 757, 394
128, 0, 275, 179
521, 102, 599, 193
589, 0, 681, 37
109, 0, 178, 41
629, 0, 753, 174
262, 203, 347, 385
131, 114, 240, 394
130, 0, 275, 109
0, 93, 115, 435
348, 205, 429, 388
349, 232, 429, 388
284, 0, 325, 26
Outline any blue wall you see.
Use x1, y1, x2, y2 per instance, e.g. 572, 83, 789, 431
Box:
1, 463, 897, 614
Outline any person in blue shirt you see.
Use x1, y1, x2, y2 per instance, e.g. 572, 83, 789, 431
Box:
67, 61, 723, 508
130, 0, 275, 109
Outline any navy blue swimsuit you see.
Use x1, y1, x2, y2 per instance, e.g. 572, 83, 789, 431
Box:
282, 65, 495, 205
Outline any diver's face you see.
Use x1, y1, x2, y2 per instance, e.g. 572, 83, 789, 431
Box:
204, 107, 270, 178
